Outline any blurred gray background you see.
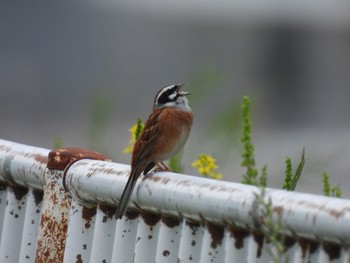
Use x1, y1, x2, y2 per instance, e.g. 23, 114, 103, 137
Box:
1, 0, 350, 196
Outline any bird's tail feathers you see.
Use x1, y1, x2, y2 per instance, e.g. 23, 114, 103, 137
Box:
115, 169, 139, 219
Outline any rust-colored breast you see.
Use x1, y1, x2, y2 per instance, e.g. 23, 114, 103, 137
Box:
152, 108, 193, 161
132, 107, 193, 165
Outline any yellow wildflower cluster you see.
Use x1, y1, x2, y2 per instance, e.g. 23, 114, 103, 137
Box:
192, 154, 223, 180
123, 119, 144, 154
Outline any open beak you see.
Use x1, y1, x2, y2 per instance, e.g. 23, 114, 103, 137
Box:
176, 83, 190, 96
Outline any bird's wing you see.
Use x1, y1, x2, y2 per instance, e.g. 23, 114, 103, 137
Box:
132, 108, 163, 165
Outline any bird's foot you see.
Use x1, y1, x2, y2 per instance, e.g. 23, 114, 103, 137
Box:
154, 161, 172, 172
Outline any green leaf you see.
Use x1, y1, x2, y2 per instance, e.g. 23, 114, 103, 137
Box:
282, 148, 305, 191
168, 154, 183, 173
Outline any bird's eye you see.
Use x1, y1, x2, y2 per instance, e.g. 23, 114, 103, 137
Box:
168, 91, 178, 101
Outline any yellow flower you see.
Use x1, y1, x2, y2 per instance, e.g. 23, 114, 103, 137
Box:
192, 154, 223, 180
123, 118, 144, 154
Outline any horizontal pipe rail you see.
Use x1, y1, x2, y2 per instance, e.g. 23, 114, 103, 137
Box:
65, 159, 350, 245
0, 139, 48, 190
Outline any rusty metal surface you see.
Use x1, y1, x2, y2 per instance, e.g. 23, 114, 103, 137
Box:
89, 205, 116, 263
35, 169, 71, 263
0, 184, 7, 242
134, 213, 161, 263
19, 189, 43, 262
1, 139, 350, 262
0, 139, 49, 190
47, 147, 110, 170
155, 215, 182, 263
64, 158, 350, 245
111, 211, 139, 262
63, 200, 97, 262
0, 186, 28, 262
156, 216, 182, 263
178, 220, 204, 262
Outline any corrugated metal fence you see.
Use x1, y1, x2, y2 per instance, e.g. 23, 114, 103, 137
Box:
0, 138, 349, 263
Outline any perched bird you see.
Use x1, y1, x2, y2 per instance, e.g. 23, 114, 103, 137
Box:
115, 84, 193, 219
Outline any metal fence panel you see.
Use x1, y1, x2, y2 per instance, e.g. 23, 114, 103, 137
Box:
155, 216, 182, 263
63, 200, 96, 262
1, 139, 350, 263
0, 186, 27, 262
178, 220, 204, 262
89, 205, 116, 262
112, 212, 139, 263
19, 189, 43, 263
134, 214, 161, 263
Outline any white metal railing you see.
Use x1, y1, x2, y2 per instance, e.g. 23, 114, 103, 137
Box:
0, 138, 349, 263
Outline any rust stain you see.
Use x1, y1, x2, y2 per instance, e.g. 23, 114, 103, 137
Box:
228, 226, 249, 249
47, 148, 111, 170
283, 236, 296, 252
81, 164, 130, 177
99, 204, 116, 223
82, 206, 97, 228
32, 190, 43, 206
0, 144, 12, 152
186, 220, 201, 235
298, 238, 319, 258
206, 222, 224, 249
162, 215, 181, 228
147, 176, 161, 182
252, 232, 264, 258
161, 177, 171, 184
296, 200, 350, 219
34, 154, 48, 165
11, 186, 29, 200
35, 213, 69, 262
328, 207, 350, 219
273, 205, 284, 216
98, 167, 116, 175
209, 185, 218, 191
126, 211, 139, 220
176, 180, 193, 187
76, 254, 83, 263
86, 168, 100, 178
141, 212, 161, 226
322, 241, 341, 260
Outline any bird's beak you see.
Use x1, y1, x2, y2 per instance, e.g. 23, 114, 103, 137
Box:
179, 91, 190, 96
177, 83, 190, 96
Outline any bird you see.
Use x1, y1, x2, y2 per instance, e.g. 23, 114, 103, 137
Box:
115, 84, 193, 219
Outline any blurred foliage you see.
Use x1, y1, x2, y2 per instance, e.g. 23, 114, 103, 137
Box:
255, 188, 287, 263
53, 136, 63, 148
322, 172, 342, 198
282, 149, 305, 191
240, 96, 259, 185
123, 118, 144, 154
168, 154, 184, 173
259, 165, 268, 187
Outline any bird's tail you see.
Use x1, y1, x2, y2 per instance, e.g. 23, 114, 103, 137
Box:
115, 168, 139, 219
